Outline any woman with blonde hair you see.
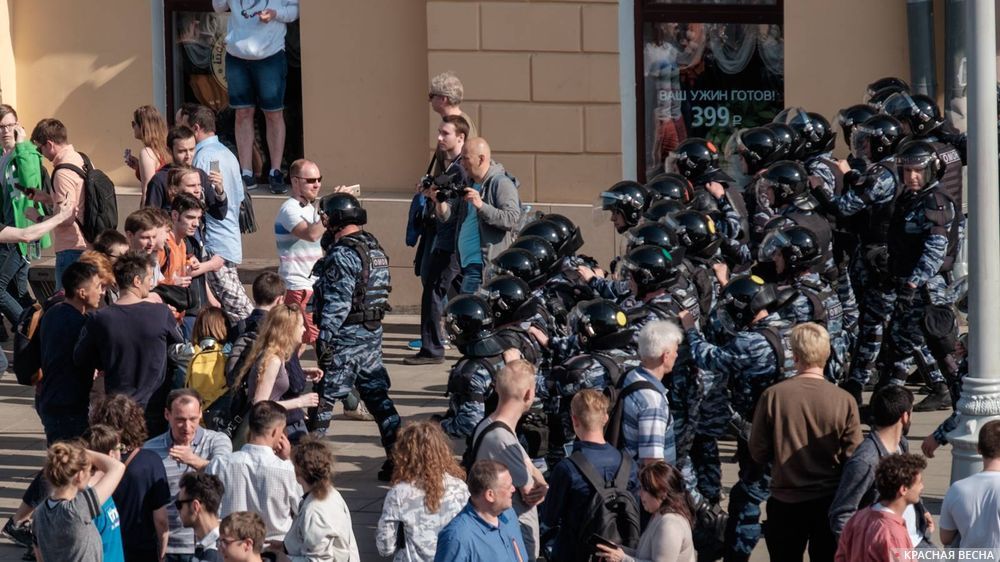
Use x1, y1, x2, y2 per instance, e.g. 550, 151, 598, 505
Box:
376, 421, 469, 561
239, 304, 320, 441
127, 105, 171, 206
32, 440, 125, 562
281, 437, 360, 561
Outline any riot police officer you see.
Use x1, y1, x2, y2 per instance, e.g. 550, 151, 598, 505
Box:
757, 225, 848, 386
885, 140, 963, 411
681, 275, 792, 562
812, 114, 905, 393
310, 193, 400, 481
598, 181, 650, 234
438, 294, 509, 438
669, 137, 750, 245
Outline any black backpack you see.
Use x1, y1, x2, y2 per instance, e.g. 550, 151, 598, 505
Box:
54, 153, 118, 243
12, 303, 43, 386
461, 418, 514, 471
604, 378, 659, 449
567, 451, 641, 559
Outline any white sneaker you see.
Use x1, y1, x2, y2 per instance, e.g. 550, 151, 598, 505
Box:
344, 402, 375, 422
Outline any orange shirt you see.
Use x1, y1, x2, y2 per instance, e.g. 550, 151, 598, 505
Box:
161, 232, 188, 285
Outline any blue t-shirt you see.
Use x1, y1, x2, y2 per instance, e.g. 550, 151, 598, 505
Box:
457, 183, 483, 267
94, 497, 125, 562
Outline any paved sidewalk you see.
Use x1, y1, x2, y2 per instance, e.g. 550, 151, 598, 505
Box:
0, 315, 957, 561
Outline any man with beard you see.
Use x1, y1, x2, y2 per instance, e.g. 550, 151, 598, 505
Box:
828, 386, 935, 547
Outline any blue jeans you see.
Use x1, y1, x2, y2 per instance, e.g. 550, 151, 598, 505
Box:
0, 245, 27, 324
54, 249, 84, 291
459, 263, 483, 295
226, 50, 287, 112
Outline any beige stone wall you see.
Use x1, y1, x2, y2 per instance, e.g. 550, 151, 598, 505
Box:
426, 0, 623, 205
10, 0, 154, 187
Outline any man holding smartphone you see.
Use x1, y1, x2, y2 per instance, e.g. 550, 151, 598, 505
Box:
186, 105, 254, 325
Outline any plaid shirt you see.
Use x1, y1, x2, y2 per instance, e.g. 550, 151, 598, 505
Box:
620, 367, 676, 465
205, 444, 302, 542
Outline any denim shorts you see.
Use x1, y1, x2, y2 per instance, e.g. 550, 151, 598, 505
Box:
226, 50, 287, 112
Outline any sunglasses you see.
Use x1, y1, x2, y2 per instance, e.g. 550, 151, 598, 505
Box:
294, 176, 322, 184
174, 497, 195, 510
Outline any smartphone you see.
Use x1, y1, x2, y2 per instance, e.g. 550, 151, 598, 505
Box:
344, 183, 361, 196
209, 160, 221, 174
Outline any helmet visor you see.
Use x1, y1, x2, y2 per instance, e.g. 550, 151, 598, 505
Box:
758, 229, 791, 262
779, 107, 819, 142
850, 127, 872, 163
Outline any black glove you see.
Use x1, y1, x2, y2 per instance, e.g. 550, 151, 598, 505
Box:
844, 169, 864, 187
316, 340, 334, 369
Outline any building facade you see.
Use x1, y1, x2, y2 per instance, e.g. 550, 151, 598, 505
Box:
0, 0, 930, 309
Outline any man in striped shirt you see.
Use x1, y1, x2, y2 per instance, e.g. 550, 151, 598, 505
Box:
145, 389, 232, 560
620, 320, 679, 467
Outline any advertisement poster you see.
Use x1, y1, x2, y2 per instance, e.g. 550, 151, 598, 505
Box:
642, 21, 784, 180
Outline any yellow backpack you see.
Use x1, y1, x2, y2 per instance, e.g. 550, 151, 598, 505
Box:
185, 338, 229, 407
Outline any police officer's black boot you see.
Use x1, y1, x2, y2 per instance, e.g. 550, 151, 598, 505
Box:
914, 382, 952, 412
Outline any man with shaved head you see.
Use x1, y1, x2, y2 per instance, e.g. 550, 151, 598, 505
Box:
275, 158, 326, 348
435, 136, 522, 293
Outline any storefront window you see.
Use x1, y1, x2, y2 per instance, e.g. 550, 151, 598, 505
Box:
636, 2, 783, 181
165, 3, 304, 172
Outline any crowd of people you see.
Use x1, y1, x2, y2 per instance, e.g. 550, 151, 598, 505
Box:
0, 2, 992, 559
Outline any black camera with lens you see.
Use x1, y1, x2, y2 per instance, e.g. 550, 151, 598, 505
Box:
431, 170, 467, 203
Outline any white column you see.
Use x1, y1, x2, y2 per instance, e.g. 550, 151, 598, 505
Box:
948, 0, 1000, 482
618, 0, 637, 181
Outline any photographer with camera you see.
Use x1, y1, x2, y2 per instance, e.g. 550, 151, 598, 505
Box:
405, 115, 469, 365
436, 137, 523, 295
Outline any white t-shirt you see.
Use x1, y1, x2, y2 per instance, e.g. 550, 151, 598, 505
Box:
274, 198, 323, 290
940, 471, 1000, 547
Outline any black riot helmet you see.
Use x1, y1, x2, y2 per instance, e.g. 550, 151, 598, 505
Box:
645, 173, 694, 204
570, 299, 634, 352
626, 222, 678, 252
542, 213, 584, 257
836, 104, 878, 148
519, 219, 564, 257
599, 181, 650, 232
883, 92, 944, 138
756, 160, 811, 209
642, 199, 686, 224
482, 275, 533, 325
762, 122, 798, 161
895, 139, 943, 192
757, 225, 823, 273
491, 248, 546, 289
621, 245, 679, 297
666, 138, 721, 180
717, 275, 778, 333
851, 115, 904, 164
321, 193, 367, 231
775, 108, 836, 159
444, 294, 495, 346
511, 235, 558, 275
865, 77, 911, 108
663, 210, 721, 259
727, 126, 782, 174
